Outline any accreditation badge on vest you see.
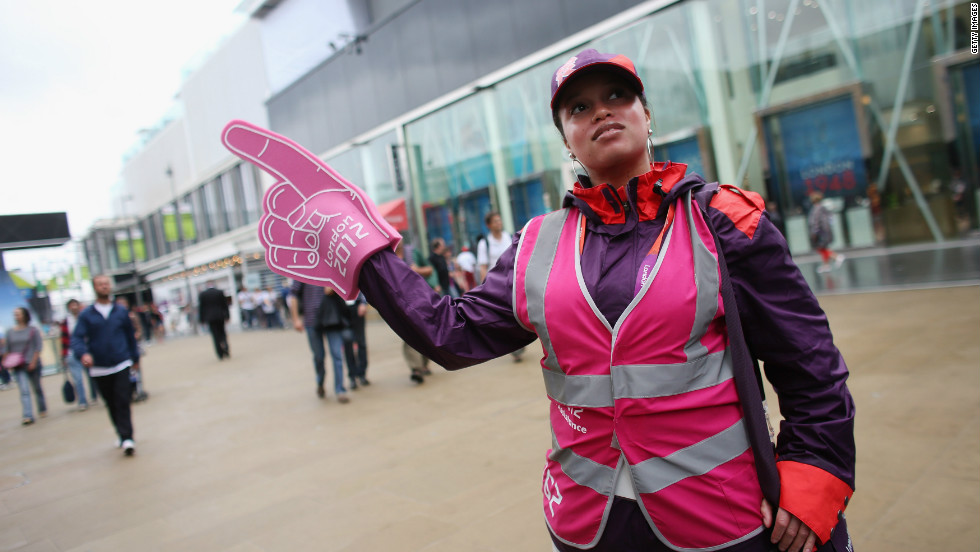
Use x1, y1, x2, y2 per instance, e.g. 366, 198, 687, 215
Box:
514, 191, 765, 550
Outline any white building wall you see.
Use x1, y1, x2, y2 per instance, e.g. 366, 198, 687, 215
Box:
258, 0, 361, 95
182, 20, 271, 182
120, 120, 193, 218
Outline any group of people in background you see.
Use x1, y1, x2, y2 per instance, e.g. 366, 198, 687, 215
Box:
2, 275, 143, 457
236, 285, 288, 330
419, 211, 512, 299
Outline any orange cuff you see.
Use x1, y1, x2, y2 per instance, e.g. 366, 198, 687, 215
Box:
777, 460, 853, 544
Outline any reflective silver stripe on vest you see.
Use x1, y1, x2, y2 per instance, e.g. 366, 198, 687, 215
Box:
612, 350, 732, 400
631, 419, 750, 495
512, 219, 536, 334
543, 350, 732, 406
574, 213, 614, 334
543, 369, 615, 407
683, 192, 721, 362
549, 432, 617, 495
523, 209, 570, 373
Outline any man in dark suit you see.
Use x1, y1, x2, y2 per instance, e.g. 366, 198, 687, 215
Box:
198, 282, 230, 360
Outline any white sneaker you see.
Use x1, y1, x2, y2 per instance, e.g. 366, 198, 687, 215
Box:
834, 254, 846, 268
122, 439, 135, 456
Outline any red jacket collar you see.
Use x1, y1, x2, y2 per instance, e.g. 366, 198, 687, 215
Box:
571, 162, 688, 224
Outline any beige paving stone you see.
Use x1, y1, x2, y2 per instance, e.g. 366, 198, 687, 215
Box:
0, 286, 977, 551
164, 497, 323, 550
0, 526, 28, 551
333, 515, 457, 552
3, 539, 59, 552
220, 543, 267, 552
60, 519, 183, 552
858, 472, 979, 551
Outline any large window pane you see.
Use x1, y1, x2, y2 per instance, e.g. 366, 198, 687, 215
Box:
220, 172, 240, 229
406, 94, 496, 204
176, 194, 197, 245
204, 179, 226, 236
240, 163, 262, 224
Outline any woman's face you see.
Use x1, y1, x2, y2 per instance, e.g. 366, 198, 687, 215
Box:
13, 308, 25, 325
557, 69, 650, 181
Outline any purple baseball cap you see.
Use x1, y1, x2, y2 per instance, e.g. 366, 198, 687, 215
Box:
550, 49, 644, 110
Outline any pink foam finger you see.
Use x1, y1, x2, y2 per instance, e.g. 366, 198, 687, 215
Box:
223, 122, 327, 200
268, 244, 319, 271
259, 205, 394, 299
265, 182, 309, 224
223, 120, 404, 298
259, 214, 319, 253
222, 120, 398, 245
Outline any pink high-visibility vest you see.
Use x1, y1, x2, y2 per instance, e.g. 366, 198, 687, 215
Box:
513, 190, 764, 550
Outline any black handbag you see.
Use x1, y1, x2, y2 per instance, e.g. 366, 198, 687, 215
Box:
316, 292, 351, 330
62, 369, 76, 404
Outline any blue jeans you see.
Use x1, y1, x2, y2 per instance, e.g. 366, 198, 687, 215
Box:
65, 356, 89, 406
305, 325, 347, 395
343, 313, 368, 381
14, 368, 46, 420
241, 309, 256, 329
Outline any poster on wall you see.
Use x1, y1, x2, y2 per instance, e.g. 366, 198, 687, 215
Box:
767, 95, 868, 206
0, 270, 31, 335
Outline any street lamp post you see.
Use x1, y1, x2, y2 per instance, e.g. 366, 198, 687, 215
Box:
119, 194, 142, 309
166, 166, 196, 333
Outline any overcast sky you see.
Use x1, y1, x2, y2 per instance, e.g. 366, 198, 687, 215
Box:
0, 0, 245, 277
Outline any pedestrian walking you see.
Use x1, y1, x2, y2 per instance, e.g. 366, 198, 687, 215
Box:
428, 238, 452, 296
397, 241, 433, 384
344, 292, 370, 390
455, 245, 477, 292
476, 211, 511, 284
198, 282, 231, 360
115, 297, 148, 401
237, 287, 257, 329
3, 307, 46, 425
60, 299, 91, 411
288, 282, 351, 403
71, 275, 141, 456
808, 191, 845, 273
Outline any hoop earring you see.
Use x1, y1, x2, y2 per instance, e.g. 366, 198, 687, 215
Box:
568, 151, 590, 182
647, 130, 656, 165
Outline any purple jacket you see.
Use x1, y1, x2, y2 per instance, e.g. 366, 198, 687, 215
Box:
360, 164, 855, 540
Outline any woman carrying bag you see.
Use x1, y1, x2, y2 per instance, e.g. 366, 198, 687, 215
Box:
3, 307, 47, 425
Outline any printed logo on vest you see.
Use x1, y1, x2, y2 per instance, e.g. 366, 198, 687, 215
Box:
543, 469, 563, 516
558, 404, 587, 434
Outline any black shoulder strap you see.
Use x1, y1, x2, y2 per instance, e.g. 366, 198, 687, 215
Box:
697, 189, 781, 509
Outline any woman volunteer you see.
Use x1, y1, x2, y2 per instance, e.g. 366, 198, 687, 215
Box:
226, 48, 855, 552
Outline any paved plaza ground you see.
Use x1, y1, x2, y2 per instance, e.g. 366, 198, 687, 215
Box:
0, 283, 977, 551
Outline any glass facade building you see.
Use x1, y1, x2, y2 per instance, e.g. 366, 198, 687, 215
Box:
87, 0, 979, 307
313, 0, 979, 256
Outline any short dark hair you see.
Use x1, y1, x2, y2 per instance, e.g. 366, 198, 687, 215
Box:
66, 299, 80, 308
484, 211, 501, 226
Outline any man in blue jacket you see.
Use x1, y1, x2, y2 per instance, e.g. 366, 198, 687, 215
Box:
71, 274, 141, 456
